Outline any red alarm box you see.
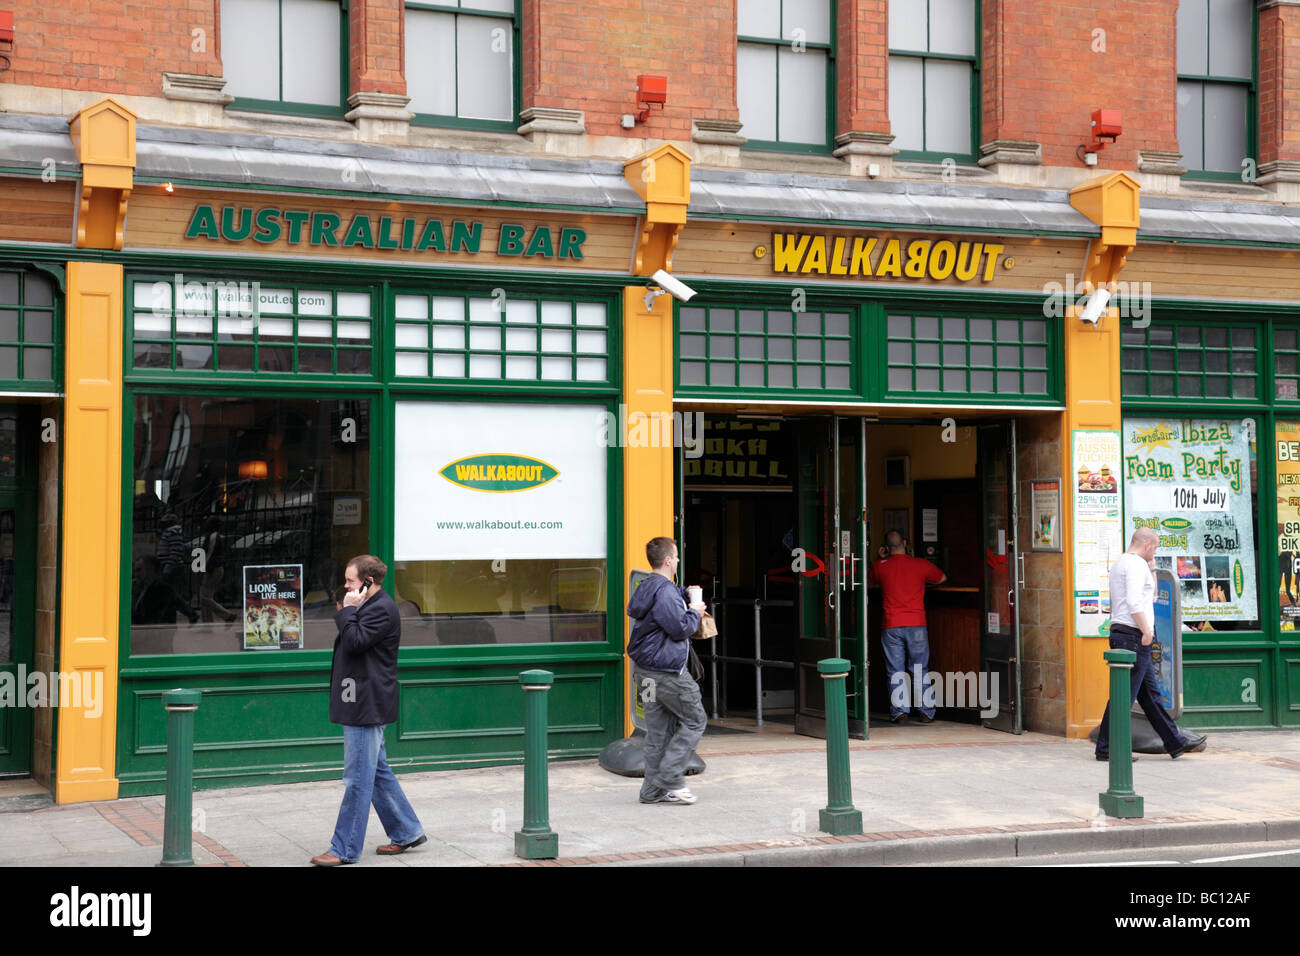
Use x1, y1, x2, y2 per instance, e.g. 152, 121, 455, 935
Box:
637, 75, 668, 106
1091, 109, 1122, 140
0, 11, 14, 45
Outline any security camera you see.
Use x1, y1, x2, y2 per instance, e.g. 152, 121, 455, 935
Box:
651, 269, 696, 303
1079, 287, 1110, 325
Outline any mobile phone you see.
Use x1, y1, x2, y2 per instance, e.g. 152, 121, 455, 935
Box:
363, 577, 374, 590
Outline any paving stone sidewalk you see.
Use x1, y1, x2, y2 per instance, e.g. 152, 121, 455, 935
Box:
2, 725, 1297, 867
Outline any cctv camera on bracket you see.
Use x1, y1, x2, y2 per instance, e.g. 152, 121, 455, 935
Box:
1079, 287, 1111, 326
643, 269, 697, 311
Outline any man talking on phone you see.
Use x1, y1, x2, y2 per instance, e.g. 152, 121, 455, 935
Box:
312, 555, 427, 865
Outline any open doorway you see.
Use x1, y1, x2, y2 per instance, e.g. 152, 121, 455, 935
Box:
679, 413, 1023, 740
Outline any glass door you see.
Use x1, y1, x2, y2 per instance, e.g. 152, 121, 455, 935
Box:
793, 416, 868, 738
977, 421, 1022, 733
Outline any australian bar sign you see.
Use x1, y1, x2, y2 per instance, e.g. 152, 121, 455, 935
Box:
183, 204, 587, 259
763, 232, 1009, 282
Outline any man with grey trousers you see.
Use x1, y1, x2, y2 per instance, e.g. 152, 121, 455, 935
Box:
627, 536, 709, 805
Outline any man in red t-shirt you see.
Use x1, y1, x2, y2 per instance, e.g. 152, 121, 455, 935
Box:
867, 530, 947, 723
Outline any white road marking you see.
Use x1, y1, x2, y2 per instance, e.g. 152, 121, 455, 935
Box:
1190, 848, 1300, 864
1035, 860, 1181, 867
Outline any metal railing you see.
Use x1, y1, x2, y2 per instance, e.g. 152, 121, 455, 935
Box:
696, 596, 794, 726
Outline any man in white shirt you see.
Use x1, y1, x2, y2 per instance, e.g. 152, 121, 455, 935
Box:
1095, 528, 1208, 761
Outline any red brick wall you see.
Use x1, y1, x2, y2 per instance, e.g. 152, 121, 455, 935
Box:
521, 0, 738, 139
4, 0, 220, 94
838, 0, 889, 136
1258, 3, 1300, 166
350, 0, 404, 97
981, 0, 1179, 168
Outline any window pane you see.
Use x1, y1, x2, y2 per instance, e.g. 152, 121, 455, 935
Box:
1176, 0, 1209, 75
889, 0, 927, 51
1177, 82, 1205, 171
458, 14, 513, 121
406, 10, 457, 116
221, 0, 281, 101
1203, 82, 1247, 173
474, 0, 515, 11
778, 48, 826, 144
889, 57, 925, 151
1208, 0, 1252, 79
739, 0, 781, 38
929, 0, 975, 57
925, 59, 972, 155
23, 348, 52, 380
129, 395, 370, 655
738, 43, 777, 141
782, 0, 830, 46
281, 0, 340, 106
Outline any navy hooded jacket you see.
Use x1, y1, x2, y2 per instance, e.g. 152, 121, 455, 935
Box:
626, 573, 701, 673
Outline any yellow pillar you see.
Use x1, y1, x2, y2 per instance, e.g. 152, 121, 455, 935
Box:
621, 145, 691, 735
1062, 172, 1139, 738
57, 262, 124, 802
57, 98, 134, 801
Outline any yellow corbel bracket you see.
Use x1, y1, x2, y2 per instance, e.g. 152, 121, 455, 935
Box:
1069, 172, 1140, 315
69, 98, 137, 250
623, 144, 691, 276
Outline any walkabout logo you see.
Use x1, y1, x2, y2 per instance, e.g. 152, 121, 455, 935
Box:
439, 454, 558, 492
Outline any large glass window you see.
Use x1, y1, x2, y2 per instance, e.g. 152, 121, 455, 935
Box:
390, 401, 608, 645
888, 0, 979, 160
737, 0, 833, 150
405, 1, 517, 127
1177, 0, 1255, 176
0, 269, 57, 387
1121, 320, 1259, 400
393, 291, 610, 384
129, 276, 375, 378
129, 395, 371, 655
221, 0, 344, 115
678, 304, 852, 391
886, 311, 1049, 397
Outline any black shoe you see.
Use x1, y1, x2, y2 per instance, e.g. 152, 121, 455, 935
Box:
1169, 734, 1208, 759
1095, 752, 1137, 762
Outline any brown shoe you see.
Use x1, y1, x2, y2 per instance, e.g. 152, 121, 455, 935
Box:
916, 713, 934, 724
376, 834, 428, 855
890, 713, 909, 724
311, 852, 351, 866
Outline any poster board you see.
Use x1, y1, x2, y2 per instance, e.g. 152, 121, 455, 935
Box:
1071, 430, 1123, 638
243, 564, 304, 650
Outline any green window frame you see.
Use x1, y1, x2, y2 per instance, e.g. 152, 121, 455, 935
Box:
884, 310, 1050, 399
1121, 318, 1261, 402
737, 0, 836, 154
390, 288, 613, 386
888, 0, 981, 164
220, 0, 349, 119
405, 1, 520, 132
0, 266, 61, 391
1273, 325, 1300, 402
1176, 0, 1257, 181
678, 303, 854, 393
127, 274, 378, 382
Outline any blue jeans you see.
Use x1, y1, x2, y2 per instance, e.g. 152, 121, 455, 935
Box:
328, 724, 424, 862
882, 625, 934, 718
1095, 626, 1186, 756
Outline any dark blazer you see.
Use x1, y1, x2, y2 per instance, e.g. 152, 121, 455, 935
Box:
329, 587, 401, 726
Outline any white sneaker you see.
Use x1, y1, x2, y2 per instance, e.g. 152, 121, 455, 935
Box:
663, 787, 697, 805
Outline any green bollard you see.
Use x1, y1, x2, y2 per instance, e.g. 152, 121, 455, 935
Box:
817, 658, 863, 835
159, 688, 202, 866
514, 669, 559, 860
1098, 649, 1143, 819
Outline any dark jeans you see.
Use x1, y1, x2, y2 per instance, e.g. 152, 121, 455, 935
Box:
1095, 625, 1186, 756
633, 666, 707, 795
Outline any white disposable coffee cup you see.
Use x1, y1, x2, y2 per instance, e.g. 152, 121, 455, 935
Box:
687, 586, 703, 604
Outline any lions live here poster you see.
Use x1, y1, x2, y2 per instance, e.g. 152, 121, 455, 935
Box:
1277, 421, 1300, 632
243, 565, 304, 650
1122, 418, 1257, 623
